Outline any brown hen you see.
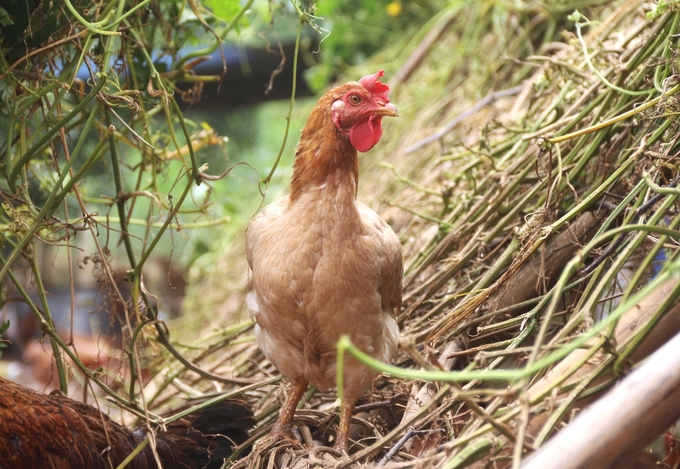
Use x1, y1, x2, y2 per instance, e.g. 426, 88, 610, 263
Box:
246, 70, 402, 453
0, 376, 254, 469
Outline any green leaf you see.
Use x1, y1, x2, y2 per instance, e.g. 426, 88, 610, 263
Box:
0, 7, 14, 27
202, 0, 242, 22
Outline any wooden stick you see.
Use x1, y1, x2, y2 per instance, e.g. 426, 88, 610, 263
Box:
490, 210, 603, 320
521, 329, 680, 469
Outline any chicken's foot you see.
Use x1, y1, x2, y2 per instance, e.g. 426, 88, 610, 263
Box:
333, 401, 355, 454
270, 381, 309, 442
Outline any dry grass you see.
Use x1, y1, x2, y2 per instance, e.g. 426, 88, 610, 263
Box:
3, 0, 680, 467
176, 1, 680, 467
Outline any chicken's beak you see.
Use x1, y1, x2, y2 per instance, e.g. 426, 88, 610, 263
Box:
373, 102, 399, 117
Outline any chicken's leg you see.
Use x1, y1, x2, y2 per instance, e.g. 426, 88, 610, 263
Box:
271, 381, 308, 441
334, 400, 354, 454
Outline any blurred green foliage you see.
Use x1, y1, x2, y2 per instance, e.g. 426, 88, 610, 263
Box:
177, 100, 311, 267
0, 0, 59, 60
173, 0, 444, 92
0, 0, 442, 267
305, 0, 443, 91
0, 0, 442, 325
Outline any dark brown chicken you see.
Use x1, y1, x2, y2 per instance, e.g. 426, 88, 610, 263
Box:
0, 376, 254, 469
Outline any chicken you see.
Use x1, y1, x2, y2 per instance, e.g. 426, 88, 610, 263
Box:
0, 376, 254, 469
246, 70, 402, 453
665, 429, 680, 467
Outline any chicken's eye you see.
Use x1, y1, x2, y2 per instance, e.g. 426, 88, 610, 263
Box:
348, 94, 362, 105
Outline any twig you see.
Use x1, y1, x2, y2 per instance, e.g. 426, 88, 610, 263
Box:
0, 29, 89, 81
581, 174, 680, 275
378, 428, 437, 466
522, 328, 680, 469
405, 85, 523, 154
390, 8, 458, 86
259, 1, 304, 190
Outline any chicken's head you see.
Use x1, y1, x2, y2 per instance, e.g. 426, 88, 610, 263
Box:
331, 70, 399, 152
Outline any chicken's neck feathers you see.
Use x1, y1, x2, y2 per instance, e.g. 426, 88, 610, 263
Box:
290, 105, 359, 202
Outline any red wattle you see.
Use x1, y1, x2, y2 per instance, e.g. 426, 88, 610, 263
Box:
350, 116, 383, 152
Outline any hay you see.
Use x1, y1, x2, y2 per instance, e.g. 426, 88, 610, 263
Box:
4, 0, 677, 467
173, 1, 680, 467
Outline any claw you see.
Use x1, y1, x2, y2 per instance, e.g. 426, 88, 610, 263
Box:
269, 381, 309, 447
270, 422, 298, 442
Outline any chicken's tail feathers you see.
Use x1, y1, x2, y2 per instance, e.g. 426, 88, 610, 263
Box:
153, 399, 255, 469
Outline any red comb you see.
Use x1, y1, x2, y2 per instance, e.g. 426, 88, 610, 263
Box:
359, 70, 390, 102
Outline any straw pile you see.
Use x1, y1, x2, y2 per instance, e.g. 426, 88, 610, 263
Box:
179, 1, 680, 467
3, 0, 680, 468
